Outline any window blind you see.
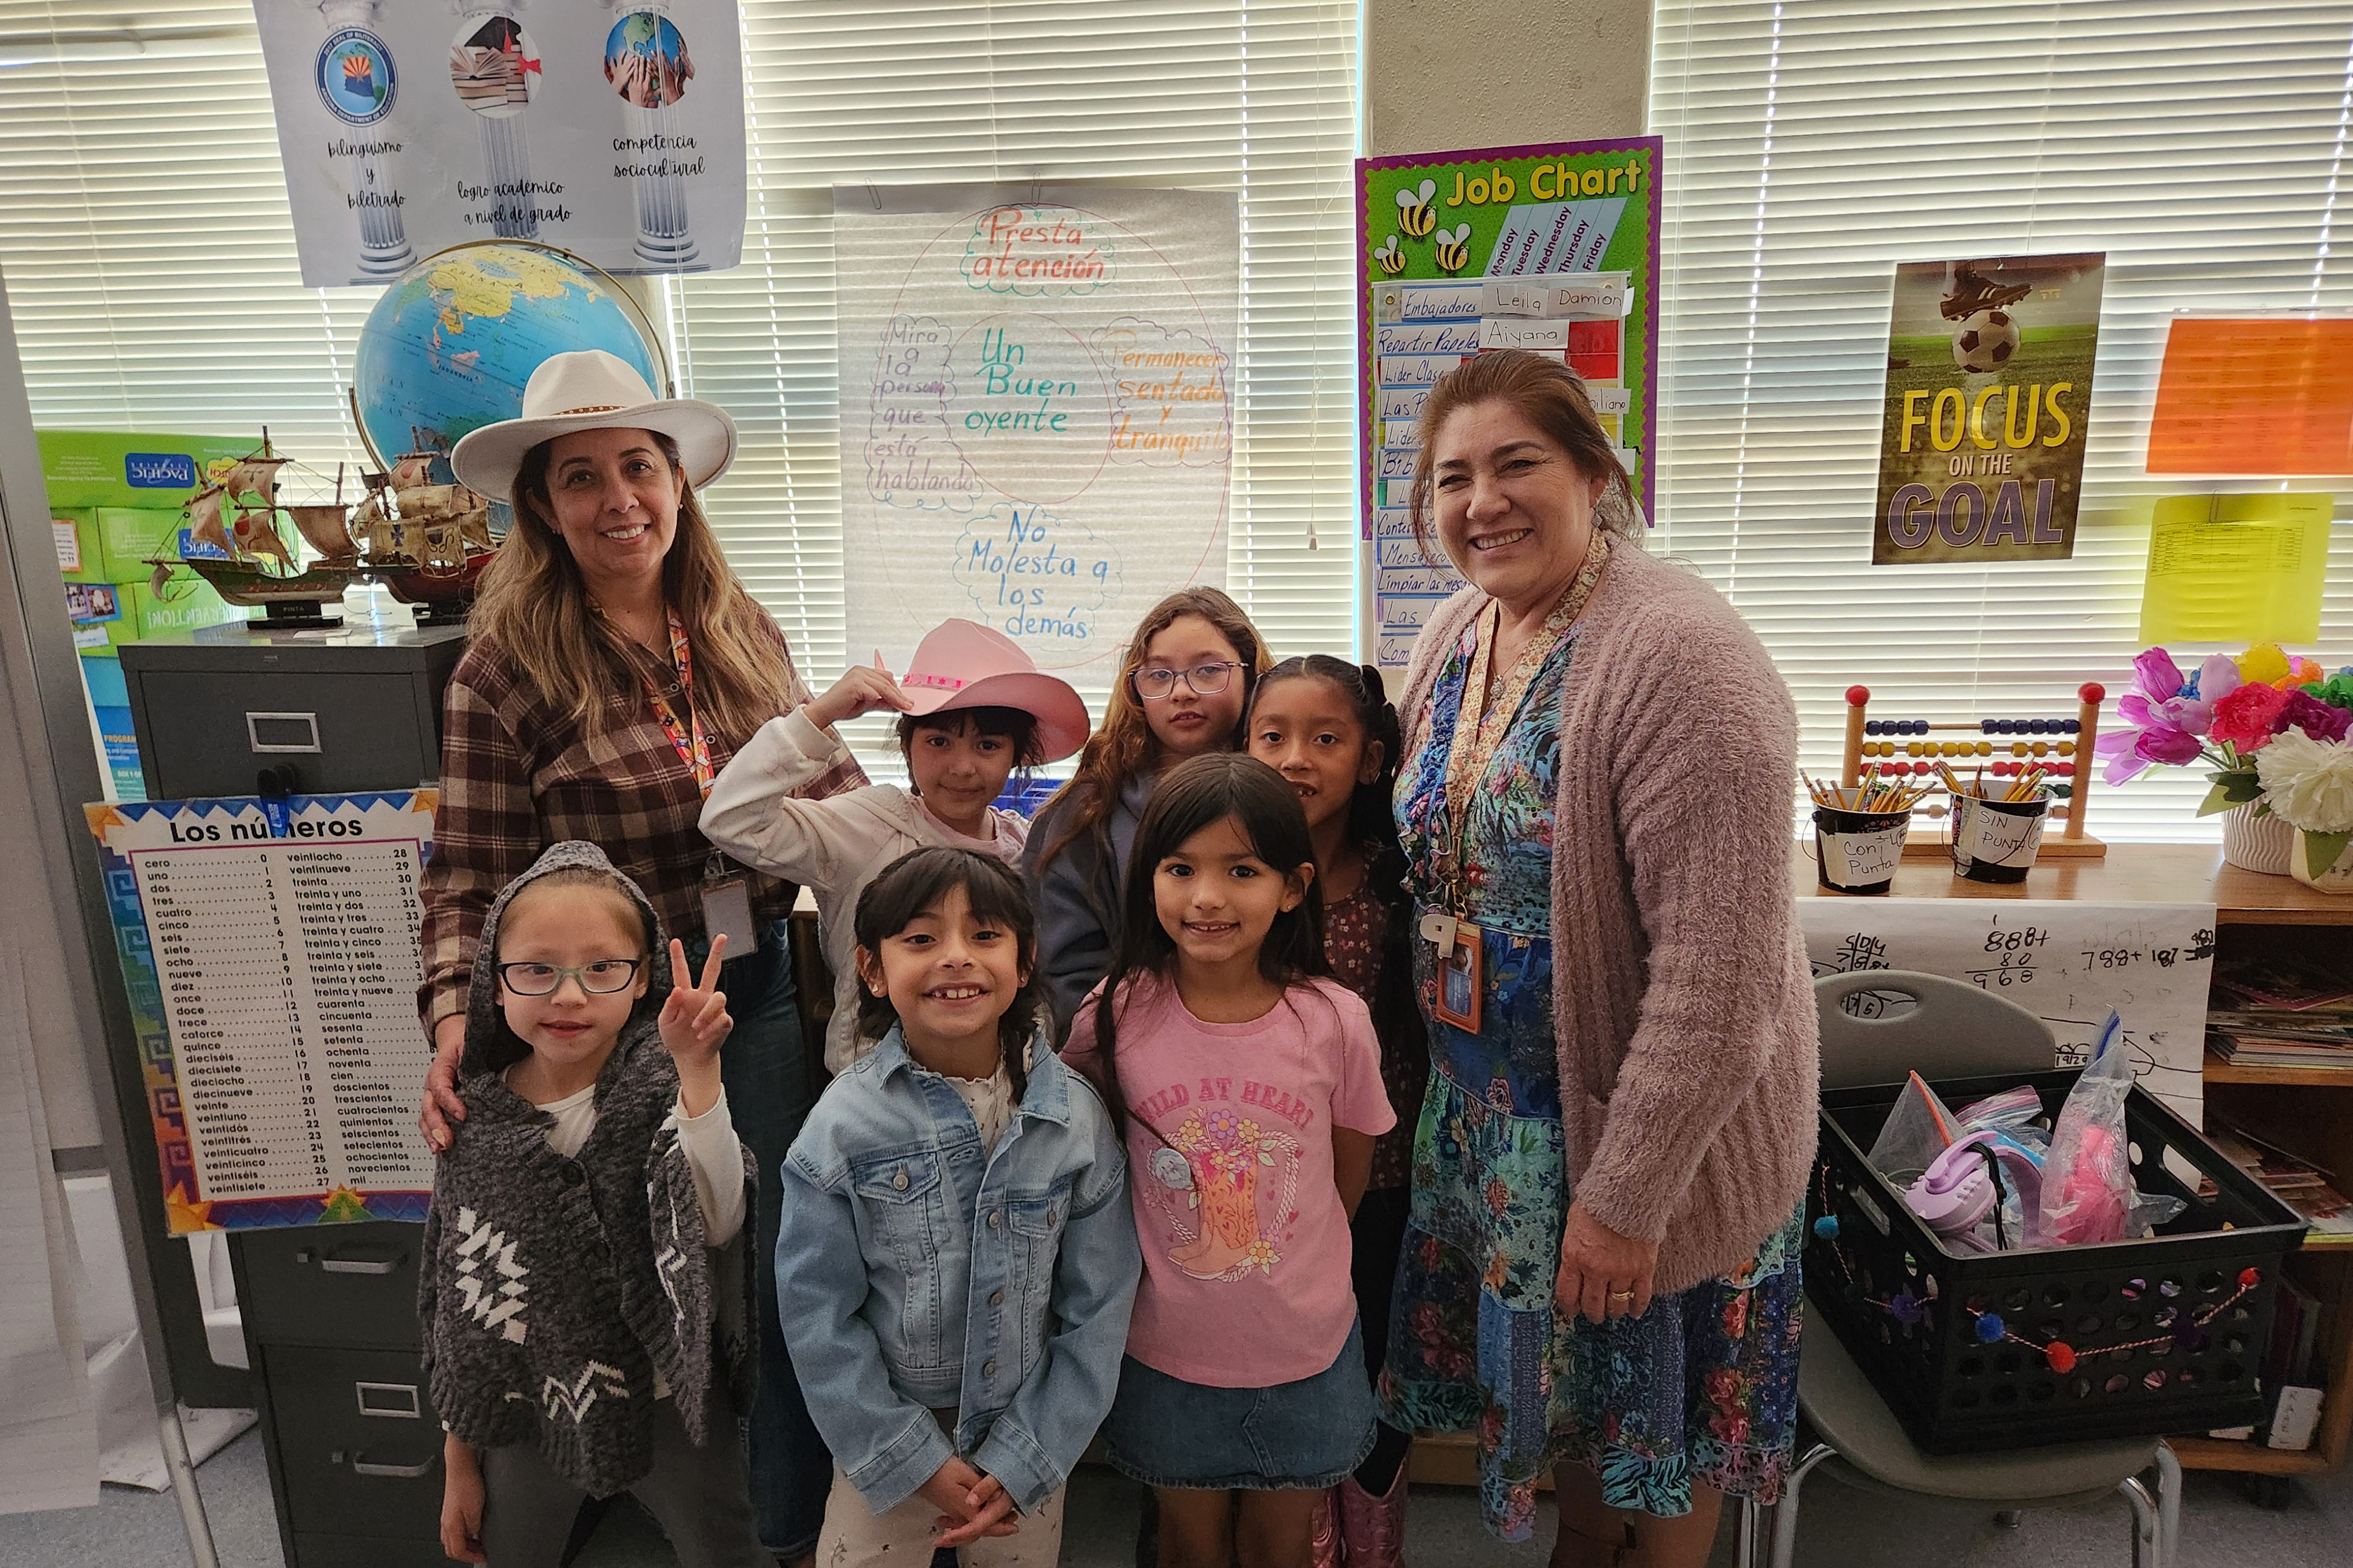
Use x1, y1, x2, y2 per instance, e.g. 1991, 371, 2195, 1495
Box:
0, 1, 1362, 783
0, 5, 375, 459
666, 0, 1362, 778
1649, 0, 2353, 840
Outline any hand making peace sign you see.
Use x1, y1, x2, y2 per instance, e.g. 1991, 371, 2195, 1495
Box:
660, 935, 734, 1117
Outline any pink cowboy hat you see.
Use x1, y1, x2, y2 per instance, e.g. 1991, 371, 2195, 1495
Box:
899, 620, 1091, 763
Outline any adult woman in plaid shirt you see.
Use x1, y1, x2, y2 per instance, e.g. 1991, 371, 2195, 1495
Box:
418, 351, 890, 1567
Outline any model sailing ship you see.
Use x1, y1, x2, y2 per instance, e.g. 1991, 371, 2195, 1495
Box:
158, 430, 498, 625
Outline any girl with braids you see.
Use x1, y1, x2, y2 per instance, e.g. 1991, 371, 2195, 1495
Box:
1247, 658, 1425, 1567
1063, 755, 1394, 1568
1022, 589, 1272, 1039
777, 848, 1139, 1568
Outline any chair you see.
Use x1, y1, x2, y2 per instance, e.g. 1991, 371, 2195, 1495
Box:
1753, 970, 2182, 1568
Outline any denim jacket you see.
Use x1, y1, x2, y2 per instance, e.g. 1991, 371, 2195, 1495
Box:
776, 1026, 1140, 1516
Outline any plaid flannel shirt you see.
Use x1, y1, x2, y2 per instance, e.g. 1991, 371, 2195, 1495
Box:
418, 620, 866, 1030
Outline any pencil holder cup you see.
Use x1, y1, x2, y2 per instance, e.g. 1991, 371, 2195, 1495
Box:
1812, 806, 1909, 895
1948, 792, 2048, 883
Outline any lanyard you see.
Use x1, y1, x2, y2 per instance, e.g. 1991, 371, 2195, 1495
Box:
1437, 527, 1611, 910
640, 607, 716, 799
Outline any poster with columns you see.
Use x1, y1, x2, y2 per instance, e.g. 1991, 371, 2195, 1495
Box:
254, 1, 745, 283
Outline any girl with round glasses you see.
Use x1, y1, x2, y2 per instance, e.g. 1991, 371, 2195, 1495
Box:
1022, 589, 1271, 1039
422, 842, 763, 1567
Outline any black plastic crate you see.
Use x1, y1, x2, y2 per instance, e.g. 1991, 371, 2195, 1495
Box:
1806, 1068, 2307, 1453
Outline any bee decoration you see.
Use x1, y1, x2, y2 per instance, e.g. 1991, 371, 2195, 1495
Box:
1394, 178, 1438, 238
1433, 223, 1473, 273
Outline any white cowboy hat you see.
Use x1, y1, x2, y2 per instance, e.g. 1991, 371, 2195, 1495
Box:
449, 349, 738, 501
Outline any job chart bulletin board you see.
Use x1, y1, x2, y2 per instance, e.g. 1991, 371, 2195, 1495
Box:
1355, 138, 1662, 675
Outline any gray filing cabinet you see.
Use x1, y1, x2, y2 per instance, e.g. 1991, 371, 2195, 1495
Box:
118, 622, 467, 800
231, 1225, 448, 1568
121, 622, 468, 1568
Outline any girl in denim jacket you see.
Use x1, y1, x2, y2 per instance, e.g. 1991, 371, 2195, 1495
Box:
776, 848, 1140, 1566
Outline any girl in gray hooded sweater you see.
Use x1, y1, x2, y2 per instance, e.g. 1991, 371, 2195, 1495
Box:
418, 840, 764, 1567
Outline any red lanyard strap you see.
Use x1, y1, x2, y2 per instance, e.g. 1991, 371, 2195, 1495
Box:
641, 608, 716, 798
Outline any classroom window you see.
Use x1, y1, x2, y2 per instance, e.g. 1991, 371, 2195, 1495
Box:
0, 0, 1361, 782
1650, 0, 2353, 839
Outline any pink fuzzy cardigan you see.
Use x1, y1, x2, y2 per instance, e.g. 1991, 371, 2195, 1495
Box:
1397, 542, 1820, 1296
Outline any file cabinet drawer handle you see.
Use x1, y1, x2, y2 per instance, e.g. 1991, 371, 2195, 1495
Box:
355, 1382, 422, 1420
349, 1452, 435, 1480
319, 1252, 400, 1275
246, 712, 321, 753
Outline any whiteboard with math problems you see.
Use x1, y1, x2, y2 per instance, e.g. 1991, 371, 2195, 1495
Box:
1797, 899, 2218, 1125
834, 184, 1239, 683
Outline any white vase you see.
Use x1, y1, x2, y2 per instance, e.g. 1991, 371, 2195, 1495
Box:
2290, 829, 2353, 893
2220, 802, 2296, 876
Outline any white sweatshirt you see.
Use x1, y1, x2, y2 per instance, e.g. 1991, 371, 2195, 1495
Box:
699, 710, 1028, 1073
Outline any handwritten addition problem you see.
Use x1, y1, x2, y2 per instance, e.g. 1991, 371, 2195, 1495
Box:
1797, 900, 2219, 1123
134, 836, 431, 1204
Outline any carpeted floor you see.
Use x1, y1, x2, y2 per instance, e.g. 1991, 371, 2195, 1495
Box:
2, 1429, 2348, 1567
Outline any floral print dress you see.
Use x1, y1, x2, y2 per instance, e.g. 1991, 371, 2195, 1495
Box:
1324, 879, 1421, 1190
1376, 613, 1805, 1541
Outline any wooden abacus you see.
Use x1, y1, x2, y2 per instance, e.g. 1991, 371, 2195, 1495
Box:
1839, 682, 2108, 859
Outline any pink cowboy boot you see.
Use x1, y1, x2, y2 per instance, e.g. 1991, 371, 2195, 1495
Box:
1337, 1467, 1409, 1567
1310, 1485, 1343, 1568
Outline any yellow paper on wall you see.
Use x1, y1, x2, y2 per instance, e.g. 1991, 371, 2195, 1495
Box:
2137, 493, 2335, 643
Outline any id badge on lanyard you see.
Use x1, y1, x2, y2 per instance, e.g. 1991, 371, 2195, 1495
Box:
1428, 608, 1507, 1036
701, 855, 758, 960
1419, 910, 1482, 1033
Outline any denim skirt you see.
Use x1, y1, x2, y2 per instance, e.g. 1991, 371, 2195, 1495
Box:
1102, 1319, 1378, 1491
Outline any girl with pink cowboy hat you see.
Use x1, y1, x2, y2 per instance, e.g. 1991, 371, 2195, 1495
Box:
702, 619, 1090, 1073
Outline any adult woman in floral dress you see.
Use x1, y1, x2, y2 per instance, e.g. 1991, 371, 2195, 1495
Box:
1379, 351, 1819, 1567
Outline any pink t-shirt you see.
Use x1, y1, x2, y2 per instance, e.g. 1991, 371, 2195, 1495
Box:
1065, 973, 1395, 1388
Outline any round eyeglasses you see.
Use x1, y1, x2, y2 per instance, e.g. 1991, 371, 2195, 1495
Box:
1134, 660, 1244, 700
498, 959, 644, 996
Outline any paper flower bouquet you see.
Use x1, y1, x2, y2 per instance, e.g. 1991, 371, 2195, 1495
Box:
2101, 643, 2353, 883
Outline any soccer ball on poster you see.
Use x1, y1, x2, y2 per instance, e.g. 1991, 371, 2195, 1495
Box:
1951, 309, 2021, 372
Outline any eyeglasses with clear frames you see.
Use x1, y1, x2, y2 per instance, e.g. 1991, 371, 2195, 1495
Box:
498, 959, 645, 996
1134, 660, 1244, 700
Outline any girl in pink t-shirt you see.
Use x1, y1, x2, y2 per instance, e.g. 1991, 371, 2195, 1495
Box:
1065, 753, 1395, 1568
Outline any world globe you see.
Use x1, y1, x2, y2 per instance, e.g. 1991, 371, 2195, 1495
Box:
350, 242, 664, 489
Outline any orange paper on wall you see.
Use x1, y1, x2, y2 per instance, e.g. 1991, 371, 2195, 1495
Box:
2147, 317, 2353, 475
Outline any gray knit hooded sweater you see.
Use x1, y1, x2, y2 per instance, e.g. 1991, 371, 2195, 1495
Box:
416, 840, 756, 1497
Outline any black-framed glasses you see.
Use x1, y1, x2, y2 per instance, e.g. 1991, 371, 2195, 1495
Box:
498, 959, 644, 996
1135, 660, 1244, 700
